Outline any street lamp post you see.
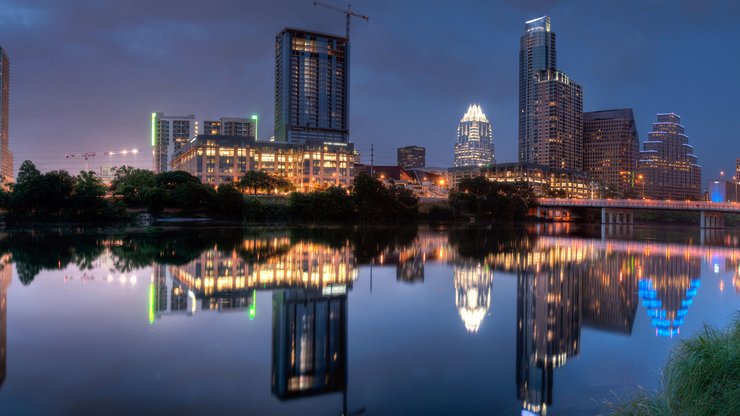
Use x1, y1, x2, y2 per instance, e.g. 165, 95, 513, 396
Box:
638, 174, 645, 199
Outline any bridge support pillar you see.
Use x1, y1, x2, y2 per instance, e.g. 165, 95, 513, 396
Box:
601, 208, 634, 225
700, 211, 724, 229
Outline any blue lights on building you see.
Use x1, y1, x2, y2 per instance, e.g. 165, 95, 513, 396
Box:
638, 278, 701, 337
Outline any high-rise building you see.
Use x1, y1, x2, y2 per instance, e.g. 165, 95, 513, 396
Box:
275, 28, 349, 144
736, 158, 739, 183
519, 17, 583, 172
151, 113, 197, 173
203, 117, 254, 137
639, 113, 701, 200
0, 47, 13, 183
397, 145, 426, 169
583, 109, 640, 197
532, 70, 583, 171
454, 104, 494, 167
519, 16, 556, 165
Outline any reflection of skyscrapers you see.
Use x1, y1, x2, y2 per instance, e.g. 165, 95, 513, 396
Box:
582, 253, 638, 334
453, 262, 493, 333
516, 249, 581, 415
397, 250, 424, 284
638, 255, 701, 337
0, 254, 11, 387
272, 289, 347, 400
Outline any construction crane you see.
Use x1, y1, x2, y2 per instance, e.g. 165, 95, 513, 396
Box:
313, 2, 369, 40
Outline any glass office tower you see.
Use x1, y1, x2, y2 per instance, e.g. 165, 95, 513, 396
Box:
0, 47, 13, 183
519, 16, 556, 165
454, 104, 494, 167
275, 28, 349, 144
639, 113, 701, 200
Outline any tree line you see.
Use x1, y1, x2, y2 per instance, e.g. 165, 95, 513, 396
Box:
0, 160, 536, 223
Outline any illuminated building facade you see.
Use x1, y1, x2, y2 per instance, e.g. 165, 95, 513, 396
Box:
454, 262, 493, 333
202, 117, 255, 137
151, 113, 196, 173
736, 158, 740, 185
583, 109, 640, 197
519, 16, 557, 166
272, 289, 347, 400
532, 70, 583, 171
639, 113, 701, 200
708, 180, 738, 203
170, 135, 355, 190
275, 28, 349, 144
454, 104, 494, 167
397, 145, 426, 169
0, 47, 12, 183
448, 163, 591, 198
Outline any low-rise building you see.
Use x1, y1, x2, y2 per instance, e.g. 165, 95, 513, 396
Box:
171, 135, 354, 191
448, 163, 592, 199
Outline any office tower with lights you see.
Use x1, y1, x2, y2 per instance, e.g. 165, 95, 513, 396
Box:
519, 16, 556, 165
736, 158, 739, 183
397, 145, 426, 169
583, 109, 640, 197
0, 47, 12, 183
151, 113, 197, 173
202, 117, 255, 137
454, 104, 494, 167
275, 28, 349, 144
639, 113, 701, 200
519, 17, 583, 172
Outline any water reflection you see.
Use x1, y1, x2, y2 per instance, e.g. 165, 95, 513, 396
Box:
0, 226, 738, 415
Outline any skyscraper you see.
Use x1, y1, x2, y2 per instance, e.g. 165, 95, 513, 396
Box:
397, 145, 426, 169
519, 17, 583, 172
532, 70, 583, 171
736, 158, 739, 183
454, 104, 494, 167
275, 28, 349, 144
519, 16, 556, 165
0, 47, 13, 183
583, 109, 640, 197
639, 113, 701, 200
151, 113, 196, 173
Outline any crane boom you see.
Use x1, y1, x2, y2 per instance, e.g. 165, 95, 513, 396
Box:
313, 1, 368, 40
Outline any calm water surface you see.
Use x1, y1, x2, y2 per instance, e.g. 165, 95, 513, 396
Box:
0, 224, 738, 415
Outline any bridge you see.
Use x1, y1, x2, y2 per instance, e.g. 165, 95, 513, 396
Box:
536, 198, 740, 228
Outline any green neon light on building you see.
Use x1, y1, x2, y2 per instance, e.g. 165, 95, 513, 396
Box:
148, 283, 155, 325
251, 114, 258, 141
151, 113, 157, 146
248, 289, 256, 320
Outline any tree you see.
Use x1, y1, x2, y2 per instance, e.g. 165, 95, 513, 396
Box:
155, 170, 200, 190
214, 184, 244, 218
111, 166, 156, 207
71, 171, 109, 218
239, 171, 273, 195
450, 176, 535, 221
170, 182, 216, 215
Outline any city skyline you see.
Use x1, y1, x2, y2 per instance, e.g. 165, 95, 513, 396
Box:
0, 1, 738, 177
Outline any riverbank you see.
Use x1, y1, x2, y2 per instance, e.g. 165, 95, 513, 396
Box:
611, 315, 740, 415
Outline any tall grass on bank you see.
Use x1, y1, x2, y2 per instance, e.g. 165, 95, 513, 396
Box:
611, 315, 740, 415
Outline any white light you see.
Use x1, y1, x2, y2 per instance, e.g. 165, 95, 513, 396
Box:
132, 149, 139, 154
122, 150, 129, 155
130, 274, 137, 285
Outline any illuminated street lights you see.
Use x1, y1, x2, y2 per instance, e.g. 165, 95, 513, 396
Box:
638, 174, 645, 199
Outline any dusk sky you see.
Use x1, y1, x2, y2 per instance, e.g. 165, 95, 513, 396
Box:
1, 0, 738, 181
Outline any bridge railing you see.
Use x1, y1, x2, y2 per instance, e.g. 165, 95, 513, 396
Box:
537, 198, 740, 212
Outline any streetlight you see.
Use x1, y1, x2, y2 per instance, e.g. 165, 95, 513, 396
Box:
251, 114, 259, 141
638, 174, 645, 199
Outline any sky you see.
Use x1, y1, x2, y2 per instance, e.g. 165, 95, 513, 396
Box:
0, 0, 739, 182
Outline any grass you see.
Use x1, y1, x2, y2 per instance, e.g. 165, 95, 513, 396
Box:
610, 314, 740, 415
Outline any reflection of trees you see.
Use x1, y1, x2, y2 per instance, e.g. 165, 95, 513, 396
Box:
0, 230, 106, 285
447, 226, 536, 261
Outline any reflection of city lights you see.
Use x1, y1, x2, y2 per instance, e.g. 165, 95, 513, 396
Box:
148, 284, 155, 325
